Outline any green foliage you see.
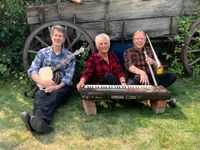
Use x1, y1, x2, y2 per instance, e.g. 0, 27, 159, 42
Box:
0, 0, 29, 81
162, 13, 200, 76
192, 64, 200, 76
0, 0, 91, 83
168, 4, 200, 77
1, 0, 199, 82
1, 78, 200, 149
72, 45, 90, 85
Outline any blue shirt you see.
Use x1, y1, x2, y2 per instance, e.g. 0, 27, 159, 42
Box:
28, 46, 76, 85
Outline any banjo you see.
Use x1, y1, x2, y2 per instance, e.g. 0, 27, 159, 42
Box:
37, 47, 84, 90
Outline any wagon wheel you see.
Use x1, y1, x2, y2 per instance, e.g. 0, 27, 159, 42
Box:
182, 18, 200, 76
23, 21, 95, 70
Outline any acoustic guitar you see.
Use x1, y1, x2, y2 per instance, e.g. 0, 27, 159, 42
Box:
37, 47, 84, 90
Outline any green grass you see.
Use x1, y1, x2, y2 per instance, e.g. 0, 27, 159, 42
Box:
0, 78, 200, 150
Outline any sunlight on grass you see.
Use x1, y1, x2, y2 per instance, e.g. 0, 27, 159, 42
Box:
0, 112, 5, 118
0, 78, 200, 149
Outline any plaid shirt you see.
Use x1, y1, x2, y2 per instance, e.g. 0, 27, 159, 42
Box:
81, 51, 125, 84
28, 46, 76, 85
124, 46, 154, 73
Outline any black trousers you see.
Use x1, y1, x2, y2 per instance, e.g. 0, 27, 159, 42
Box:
128, 72, 177, 88
98, 73, 120, 106
33, 85, 71, 124
98, 73, 120, 85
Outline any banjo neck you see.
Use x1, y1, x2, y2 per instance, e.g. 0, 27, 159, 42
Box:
53, 47, 85, 72
53, 53, 75, 72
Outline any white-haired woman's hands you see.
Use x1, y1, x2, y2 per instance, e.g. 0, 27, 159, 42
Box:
76, 78, 86, 91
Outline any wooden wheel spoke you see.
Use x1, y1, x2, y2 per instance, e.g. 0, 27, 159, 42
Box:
67, 33, 82, 50
191, 37, 200, 41
34, 35, 49, 47
65, 26, 71, 45
189, 57, 200, 66
187, 49, 200, 53
28, 50, 38, 54
182, 18, 200, 75
48, 26, 51, 33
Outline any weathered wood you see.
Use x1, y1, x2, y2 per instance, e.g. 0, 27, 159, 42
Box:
109, 0, 197, 20
26, 1, 106, 24
148, 100, 167, 114
78, 17, 177, 40
82, 99, 97, 115
25, 0, 198, 40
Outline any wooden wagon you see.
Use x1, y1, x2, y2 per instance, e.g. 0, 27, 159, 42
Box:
23, 0, 199, 114
23, 0, 198, 71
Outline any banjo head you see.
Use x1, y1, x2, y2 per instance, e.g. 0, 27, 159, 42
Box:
38, 67, 53, 81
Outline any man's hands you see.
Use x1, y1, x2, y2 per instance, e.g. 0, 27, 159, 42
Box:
128, 65, 149, 85
139, 70, 149, 85
145, 55, 155, 65
44, 84, 59, 93
40, 80, 58, 93
41, 80, 56, 88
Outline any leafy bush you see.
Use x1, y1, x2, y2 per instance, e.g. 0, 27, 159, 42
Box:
0, 0, 92, 85
162, 5, 200, 76
0, 0, 28, 81
72, 44, 90, 86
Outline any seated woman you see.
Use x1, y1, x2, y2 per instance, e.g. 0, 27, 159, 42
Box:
77, 33, 126, 109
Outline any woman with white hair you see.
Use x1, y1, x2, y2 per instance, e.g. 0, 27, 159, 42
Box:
77, 33, 126, 91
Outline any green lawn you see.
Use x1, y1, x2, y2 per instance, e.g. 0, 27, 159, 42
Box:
0, 78, 200, 150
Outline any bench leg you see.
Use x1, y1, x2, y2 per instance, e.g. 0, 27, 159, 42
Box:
82, 99, 97, 115
148, 100, 167, 114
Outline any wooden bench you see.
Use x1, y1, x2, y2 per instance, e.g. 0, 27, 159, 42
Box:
82, 99, 167, 115
80, 84, 170, 115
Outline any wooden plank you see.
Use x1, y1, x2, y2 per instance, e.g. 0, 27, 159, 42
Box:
108, 0, 197, 20
181, 0, 198, 15
78, 17, 176, 41
26, 8, 40, 25
78, 22, 105, 40
26, 0, 106, 24
108, 17, 177, 40
26, 0, 197, 25
25, 0, 197, 40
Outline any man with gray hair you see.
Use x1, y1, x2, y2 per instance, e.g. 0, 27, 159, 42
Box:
124, 30, 177, 107
21, 25, 76, 134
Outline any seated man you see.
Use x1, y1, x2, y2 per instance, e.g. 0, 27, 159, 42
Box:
21, 25, 76, 134
123, 30, 177, 106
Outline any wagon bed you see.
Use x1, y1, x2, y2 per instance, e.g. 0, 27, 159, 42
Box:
23, 0, 199, 75
26, 0, 197, 40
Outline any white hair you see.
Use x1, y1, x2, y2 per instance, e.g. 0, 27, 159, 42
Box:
95, 33, 110, 46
